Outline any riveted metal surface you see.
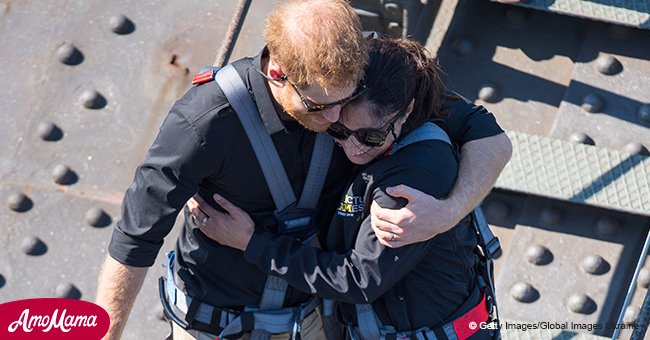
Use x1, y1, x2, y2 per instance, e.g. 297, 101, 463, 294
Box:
490, 0, 650, 29
0, 1, 276, 339
497, 131, 650, 216
495, 196, 650, 336
434, 0, 580, 136
549, 23, 650, 153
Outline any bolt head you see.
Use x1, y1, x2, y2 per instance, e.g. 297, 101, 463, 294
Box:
21, 236, 47, 256
569, 132, 595, 145
581, 94, 604, 113
567, 293, 596, 314
109, 14, 135, 34
7, 192, 32, 212
510, 282, 538, 303
56, 43, 83, 65
478, 84, 500, 103
596, 216, 620, 237
540, 206, 562, 225
581, 255, 608, 275
525, 244, 552, 265
595, 54, 623, 75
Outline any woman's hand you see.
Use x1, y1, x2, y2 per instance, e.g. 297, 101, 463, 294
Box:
186, 194, 255, 251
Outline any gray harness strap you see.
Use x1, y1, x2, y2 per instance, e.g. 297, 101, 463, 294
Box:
215, 64, 333, 339
216, 64, 296, 210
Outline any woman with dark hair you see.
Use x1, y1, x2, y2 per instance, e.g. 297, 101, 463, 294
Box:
189, 37, 495, 339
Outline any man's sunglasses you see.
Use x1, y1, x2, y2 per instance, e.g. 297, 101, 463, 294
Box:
256, 68, 367, 112
326, 112, 402, 148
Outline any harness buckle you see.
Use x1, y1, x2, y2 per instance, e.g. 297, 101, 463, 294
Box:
274, 203, 317, 242
484, 237, 502, 260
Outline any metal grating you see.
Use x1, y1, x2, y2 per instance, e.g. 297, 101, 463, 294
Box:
497, 131, 650, 216
493, 0, 650, 30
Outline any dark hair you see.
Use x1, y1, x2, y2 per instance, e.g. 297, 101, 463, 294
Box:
349, 37, 445, 135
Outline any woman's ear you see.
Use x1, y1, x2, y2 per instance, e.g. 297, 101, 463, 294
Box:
404, 98, 415, 119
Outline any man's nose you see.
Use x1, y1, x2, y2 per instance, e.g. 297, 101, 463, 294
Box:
320, 106, 341, 123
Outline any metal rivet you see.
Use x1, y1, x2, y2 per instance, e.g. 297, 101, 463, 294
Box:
387, 21, 401, 31
56, 43, 83, 65
567, 293, 596, 314
596, 216, 620, 237
384, 3, 401, 14
86, 208, 111, 227
595, 54, 623, 75
7, 192, 32, 212
581, 255, 608, 275
478, 83, 500, 103
55, 283, 81, 299
510, 282, 538, 303
21, 236, 47, 256
569, 132, 595, 145
37, 121, 63, 141
0, 274, 5, 289
452, 38, 474, 57
52, 164, 75, 185
525, 244, 552, 265
540, 206, 562, 225
624, 143, 649, 156
638, 104, 650, 124
505, 8, 527, 29
109, 14, 135, 34
624, 306, 640, 324
581, 94, 604, 113
638, 268, 650, 289
485, 200, 509, 221
80, 90, 106, 109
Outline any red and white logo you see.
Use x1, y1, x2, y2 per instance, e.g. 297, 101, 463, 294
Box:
0, 298, 110, 339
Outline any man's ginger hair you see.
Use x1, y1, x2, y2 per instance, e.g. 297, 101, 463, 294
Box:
265, 0, 368, 91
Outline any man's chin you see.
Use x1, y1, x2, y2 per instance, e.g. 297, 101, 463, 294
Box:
291, 114, 330, 132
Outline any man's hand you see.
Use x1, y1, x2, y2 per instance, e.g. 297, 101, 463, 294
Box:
371, 185, 458, 248
186, 194, 254, 251
372, 133, 512, 248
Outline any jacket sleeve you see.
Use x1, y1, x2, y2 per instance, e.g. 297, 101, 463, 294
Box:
108, 99, 221, 267
437, 93, 504, 146
244, 156, 455, 304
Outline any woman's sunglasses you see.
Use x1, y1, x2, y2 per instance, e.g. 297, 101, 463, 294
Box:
326, 112, 402, 148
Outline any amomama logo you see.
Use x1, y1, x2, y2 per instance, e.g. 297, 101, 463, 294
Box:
0, 298, 110, 339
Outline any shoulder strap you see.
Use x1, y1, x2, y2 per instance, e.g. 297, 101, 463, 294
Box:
388, 122, 452, 155
215, 64, 297, 211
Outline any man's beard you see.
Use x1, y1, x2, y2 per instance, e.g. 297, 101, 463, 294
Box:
276, 90, 330, 132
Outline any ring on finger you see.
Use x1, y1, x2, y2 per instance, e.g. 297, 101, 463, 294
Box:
390, 232, 396, 242
202, 216, 209, 226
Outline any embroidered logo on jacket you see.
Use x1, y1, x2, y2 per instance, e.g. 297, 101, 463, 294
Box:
337, 195, 364, 217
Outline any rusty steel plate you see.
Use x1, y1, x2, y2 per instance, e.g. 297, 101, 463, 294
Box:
549, 22, 650, 154
0, 0, 275, 339
434, 0, 582, 136
495, 196, 650, 337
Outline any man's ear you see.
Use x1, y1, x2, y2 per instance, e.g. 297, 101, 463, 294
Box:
267, 59, 284, 81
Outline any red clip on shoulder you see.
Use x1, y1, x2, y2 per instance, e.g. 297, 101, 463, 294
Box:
192, 69, 216, 85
